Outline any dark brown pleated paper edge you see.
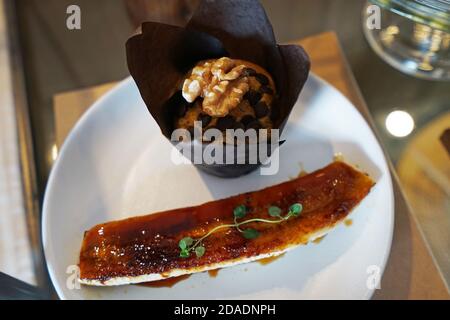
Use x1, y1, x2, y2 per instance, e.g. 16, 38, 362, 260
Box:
126, 0, 310, 177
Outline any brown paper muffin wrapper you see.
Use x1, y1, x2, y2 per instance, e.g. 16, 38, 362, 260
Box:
126, 0, 310, 177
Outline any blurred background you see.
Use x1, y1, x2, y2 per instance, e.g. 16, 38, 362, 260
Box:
0, 0, 448, 298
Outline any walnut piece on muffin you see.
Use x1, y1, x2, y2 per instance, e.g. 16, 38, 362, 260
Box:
176, 57, 277, 135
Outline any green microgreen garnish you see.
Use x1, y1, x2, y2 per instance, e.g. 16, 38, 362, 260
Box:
179, 202, 303, 258
242, 228, 260, 239
195, 246, 206, 258
233, 204, 247, 219
289, 203, 303, 216
268, 206, 282, 218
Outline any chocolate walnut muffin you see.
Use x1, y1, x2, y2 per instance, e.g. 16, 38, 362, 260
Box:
126, 0, 311, 177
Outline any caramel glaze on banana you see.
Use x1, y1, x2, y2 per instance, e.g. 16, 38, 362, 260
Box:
79, 161, 375, 285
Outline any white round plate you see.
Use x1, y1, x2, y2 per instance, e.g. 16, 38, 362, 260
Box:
43, 74, 394, 300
